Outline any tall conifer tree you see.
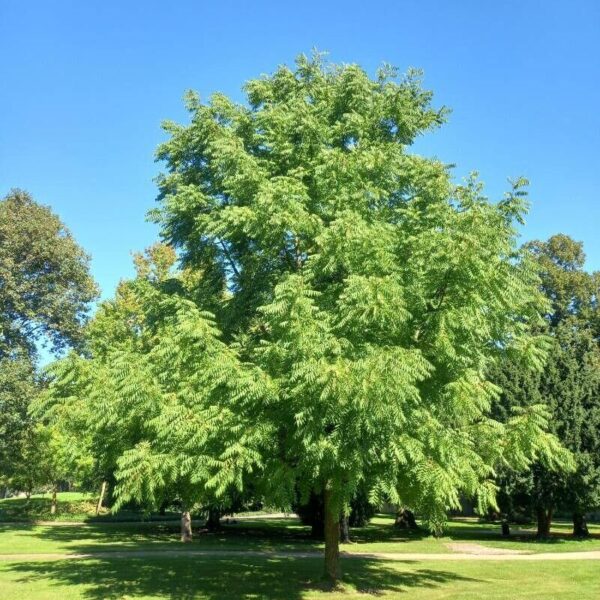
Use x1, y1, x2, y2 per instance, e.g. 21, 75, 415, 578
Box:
492, 235, 600, 537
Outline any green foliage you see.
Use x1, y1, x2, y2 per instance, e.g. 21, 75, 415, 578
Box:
0, 492, 105, 522
8, 423, 88, 498
526, 234, 599, 328
38, 58, 573, 576
0, 358, 36, 481
150, 54, 567, 536
0, 189, 97, 360
41, 245, 268, 515
348, 486, 376, 527
492, 235, 600, 523
0, 189, 97, 489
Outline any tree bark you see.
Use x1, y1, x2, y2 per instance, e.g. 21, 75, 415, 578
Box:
340, 515, 350, 544
206, 507, 221, 532
323, 486, 341, 584
50, 487, 57, 515
572, 512, 589, 537
181, 509, 192, 542
536, 506, 553, 539
95, 480, 107, 516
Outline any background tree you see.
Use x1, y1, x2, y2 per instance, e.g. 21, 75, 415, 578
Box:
0, 189, 97, 490
492, 235, 600, 537
9, 423, 88, 513
42, 245, 264, 540
0, 189, 97, 359
0, 358, 36, 493
152, 54, 570, 583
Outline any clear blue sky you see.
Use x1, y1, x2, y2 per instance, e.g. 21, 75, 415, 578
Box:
1, 0, 599, 303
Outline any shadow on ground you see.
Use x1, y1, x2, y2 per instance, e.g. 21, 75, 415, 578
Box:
6, 555, 478, 599
4, 515, 599, 555
0, 519, 324, 553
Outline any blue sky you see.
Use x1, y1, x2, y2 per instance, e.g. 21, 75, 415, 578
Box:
1, 0, 599, 304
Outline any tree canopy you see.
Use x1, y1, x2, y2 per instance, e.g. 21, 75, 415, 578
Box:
41, 245, 264, 538
37, 55, 574, 583
0, 189, 97, 489
0, 189, 97, 360
492, 235, 600, 537
146, 54, 570, 580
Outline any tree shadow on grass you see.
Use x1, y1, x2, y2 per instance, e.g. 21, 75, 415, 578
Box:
7, 516, 600, 557
442, 521, 600, 548
10, 519, 323, 553
348, 519, 430, 545
6, 556, 479, 599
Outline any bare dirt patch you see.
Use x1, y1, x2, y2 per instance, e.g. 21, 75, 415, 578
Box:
445, 542, 527, 555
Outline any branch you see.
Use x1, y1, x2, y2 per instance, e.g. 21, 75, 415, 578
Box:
414, 268, 455, 343
217, 238, 241, 279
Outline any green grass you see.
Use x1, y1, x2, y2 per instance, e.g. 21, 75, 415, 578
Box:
431, 518, 600, 553
1, 514, 599, 598
1, 513, 599, 556
3, 493, 598, 556
0, 516, 456, 556
0, 556, 598, 599
0, 519, 313, 555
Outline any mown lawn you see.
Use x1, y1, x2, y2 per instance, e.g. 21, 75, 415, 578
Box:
1, 512, 600, 555
0, 556, 598, 599
1, 510, 599, 598
464, 519, 600, 553
432, 518, 600, 554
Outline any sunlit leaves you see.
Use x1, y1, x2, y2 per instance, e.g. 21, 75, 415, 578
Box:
45, 55, 571, 533
150, 54, 568, 530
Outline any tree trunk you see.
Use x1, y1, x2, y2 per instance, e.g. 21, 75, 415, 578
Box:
573, 512, 589, 537
181, 510, 192, 542
501, 519, 510, 537
536, 506, 553, 539
323, 486, 341, 584
206, 507, 221, 532
394, 507, 419, 530
50, 487, 58, 515
340, 515, 350, 544
95, 480, 107, 516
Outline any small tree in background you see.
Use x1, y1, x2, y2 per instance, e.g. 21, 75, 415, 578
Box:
0, 189, 97, 359
492, 235, 600, 537
43, 245, 266, 540
0, 359, 37, 494
0, 189, 97, 492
